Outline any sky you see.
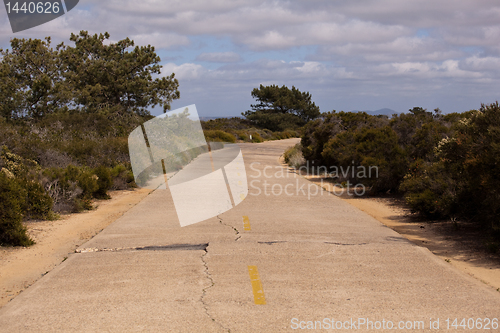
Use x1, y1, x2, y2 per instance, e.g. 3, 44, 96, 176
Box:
1, 0, 500, 117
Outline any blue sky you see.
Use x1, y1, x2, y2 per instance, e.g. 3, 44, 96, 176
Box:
1, 0, 500, 117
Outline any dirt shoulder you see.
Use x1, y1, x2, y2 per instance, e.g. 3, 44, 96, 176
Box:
298, 171, 500, 291
0, 187, 153, 308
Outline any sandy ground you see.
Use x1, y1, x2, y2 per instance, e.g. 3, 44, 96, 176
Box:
0, 188, 153, 308
296, 169, 500, 292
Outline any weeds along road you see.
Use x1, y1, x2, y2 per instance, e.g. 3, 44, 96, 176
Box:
1, 138, 499, 332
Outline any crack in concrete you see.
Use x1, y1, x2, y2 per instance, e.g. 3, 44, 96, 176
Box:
258, 241, 287, 245
324, 242, 368, 246
217, 215, 241, 241
200, 243, 231, 333
75, 243, 209, 253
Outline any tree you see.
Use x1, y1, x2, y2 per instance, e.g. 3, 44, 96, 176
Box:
57, 31, 180, 116
321, 125, 407, 193
390, 107, 435, 147
242, 84, 320, 131
0, 31, 180, 120
400, 102, 500, 241
0, 37, 69, 119
301, 111, 389, 162
301, 112, 343, 161
438, 103, 500, 230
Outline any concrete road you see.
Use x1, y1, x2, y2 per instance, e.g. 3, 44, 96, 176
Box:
1, 139, 499, 332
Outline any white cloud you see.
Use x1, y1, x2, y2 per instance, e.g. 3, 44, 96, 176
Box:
130, 32, 190, 49
1, 0, 500, 115
163, 63, 207, 80
196, 52, 242, 63
383, 60, 484, 81
162, 59, 353, 85
321, 36, 462, 63
464, 55, 500, 71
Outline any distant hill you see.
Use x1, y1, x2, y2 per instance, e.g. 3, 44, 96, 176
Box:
348, 108, 400, 116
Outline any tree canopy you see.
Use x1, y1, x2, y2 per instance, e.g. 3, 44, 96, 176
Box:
242, 84, 320, 131
0, 31, 180, 120
0, 37, 68, 119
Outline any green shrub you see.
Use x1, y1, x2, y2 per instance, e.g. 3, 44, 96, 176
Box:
396, 103, 500, 243
24, 179, 54, 219
321, 126, 407, 193
93, 165, 112, 199
409, 121, 450, 160
200, 118, 298, 143
73, 198, 94, 211
0, 172, 34, 246
251, 133, 263, 143
110, 164, 135, 190
76, 170, 99, 199
204, 130, 236, 143
235, 130, 249, 141
1, 146, 55, 220
435, 103, 500, 236
301, 112, 344, 161
200, 117, 252, 132
399, 161, 458, 218
42, 164, 117, 212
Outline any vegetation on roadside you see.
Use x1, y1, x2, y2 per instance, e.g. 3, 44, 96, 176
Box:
201, 117, 300, 143
283, 143, 305, 168
290, 103, 500, 248
0, 31, 178, 246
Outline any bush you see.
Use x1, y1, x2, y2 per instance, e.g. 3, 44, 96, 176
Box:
93, 165, 112, 199
23, 179, 54, 219
1, 146, 55, 220
251, 133, 263, 143
396, 102, 500, 242
200, 117, 300, 143
204, 130, 236, 143
435, 103, 500, 235
284, 144, 305, 168
76, 170, 99, 199
42, 164, 114, 212
399, 160, 458, 218
0, 172, 34, 246
110, 164, 135, 190
321, 126, 407, 193
301, 112, 344, 162
235, 131, 249, 141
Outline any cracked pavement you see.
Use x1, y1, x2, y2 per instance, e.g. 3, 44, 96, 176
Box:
1, 138, 500, 332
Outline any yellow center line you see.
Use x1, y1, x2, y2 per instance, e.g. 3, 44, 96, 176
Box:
248, 265, 266, 305
243, 216, 251, 231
